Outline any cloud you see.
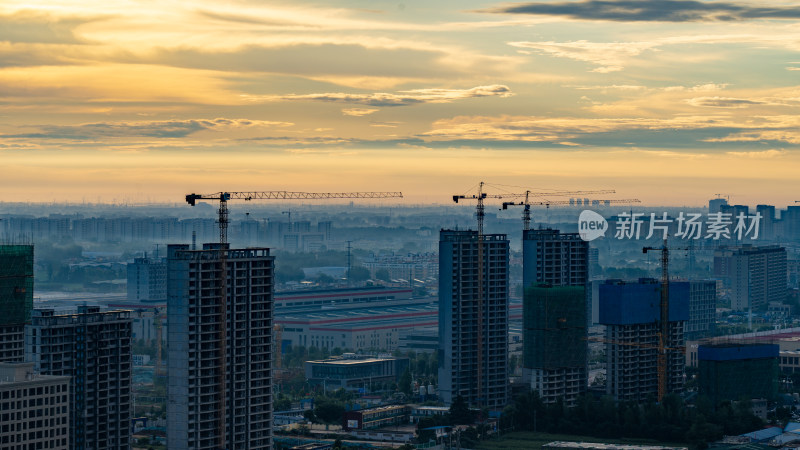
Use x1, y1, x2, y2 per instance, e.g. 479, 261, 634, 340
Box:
509, 40, 657, 72
243, 85, 513, 107
4, 118, 292, 140
420, 114, 800, 147
686, 96, 766, 108
487, 0, 800, 22
342, 108, 379, 116
726, 149, 787, 158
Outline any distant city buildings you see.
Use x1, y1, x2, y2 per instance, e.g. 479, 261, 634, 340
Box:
362, 253, 439, 283
522, 228, 589, 406
438, 230, 509, 409
167, 244, 274, 450
0, 362, 71, 450
599, 279, 688, 403
0, 245, 33, 363
126, 256, 167, 302
714, 245, 787, 312
26, 306, 132, 450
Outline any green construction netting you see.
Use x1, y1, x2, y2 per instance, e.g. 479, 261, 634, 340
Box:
524, 285, 587, 369
0, 245, 33, 325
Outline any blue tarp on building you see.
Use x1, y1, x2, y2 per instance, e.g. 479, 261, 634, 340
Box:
698, 343, 779, 361
599, 279, 689, 325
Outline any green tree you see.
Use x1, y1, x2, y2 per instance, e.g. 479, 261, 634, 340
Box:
375, 268, 392, 282
449, 395, 474, 425
314, 398, 345, 424
399, 368, 412, 396
347, 265, 371, 282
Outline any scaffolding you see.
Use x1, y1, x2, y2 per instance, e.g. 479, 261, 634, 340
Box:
0, 245, 33, 326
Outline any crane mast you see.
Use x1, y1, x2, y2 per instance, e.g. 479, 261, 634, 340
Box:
643, 238, 671, 403
186, 189, 402, 448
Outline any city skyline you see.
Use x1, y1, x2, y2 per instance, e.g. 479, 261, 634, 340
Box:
2, 1, 800, 204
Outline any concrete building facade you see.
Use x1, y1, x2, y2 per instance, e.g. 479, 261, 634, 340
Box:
438, 230, 509, 410
0, 362, 71, 450
167, 244, 274, 450
25, 306, 132, 450
599, 279, 688, 403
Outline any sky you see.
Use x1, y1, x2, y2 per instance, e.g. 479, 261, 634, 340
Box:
2, 0, 800, 206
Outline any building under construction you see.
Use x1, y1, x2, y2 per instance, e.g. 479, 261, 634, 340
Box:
599, 279, 689, 403
438, 230, 509, 410
167, 243, 274, 450
0, 245, 33, 362
521, 228, 588, 406
524, 285, 587, 406
698, 342, 779, 406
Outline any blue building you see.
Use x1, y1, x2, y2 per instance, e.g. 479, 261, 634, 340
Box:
599, 279, 689, 403
698, 343, 779, 405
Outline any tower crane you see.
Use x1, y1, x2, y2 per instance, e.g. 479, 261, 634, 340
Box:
501, 198, 641, 230
642, 238, 690, 403
186, 190, 402, 448
451, 183, 617, 406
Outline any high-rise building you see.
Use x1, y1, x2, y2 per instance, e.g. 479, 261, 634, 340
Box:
0, 245, 33, 363
686, 280, 717, 340
438, 230, 509, 410
709, 197, 728, 214
522, 229, 588, 288
521, 229, 588, 405
599, 279, 688, 403
167, 244, 274, 450
126, 256, 167, 303
698, 342, 779, 405
713, 245, 787, 312
0, 362, 71, 449
756, 205, 776, 241
26, 306, 132, 450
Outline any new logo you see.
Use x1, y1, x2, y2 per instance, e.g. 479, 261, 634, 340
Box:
578, 210, 607, 241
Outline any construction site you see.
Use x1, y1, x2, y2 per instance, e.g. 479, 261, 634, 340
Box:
0, 244, 33, 363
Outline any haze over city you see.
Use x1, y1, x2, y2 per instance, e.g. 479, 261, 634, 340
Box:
2, 1, 800, 204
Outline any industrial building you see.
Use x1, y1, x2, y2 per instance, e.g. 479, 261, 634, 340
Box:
305, 355, 409, 392
438, 230, 509, 410
342, 405, 410, 431
524, 285, 587, 406
522, 228, 588, 406
0, 362, 71, 450
274, 286, 413, 309
26, 306, 132, 450
0, 245, 33, 363
714, 245, 787, 312
698, 342, 779, 405
167, 244, 274, 450
599, 279, 688, 403
126, 256, 167, 302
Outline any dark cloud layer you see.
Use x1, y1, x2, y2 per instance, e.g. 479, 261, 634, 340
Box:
4, 119, 285, 140
488, 0, 800, 22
